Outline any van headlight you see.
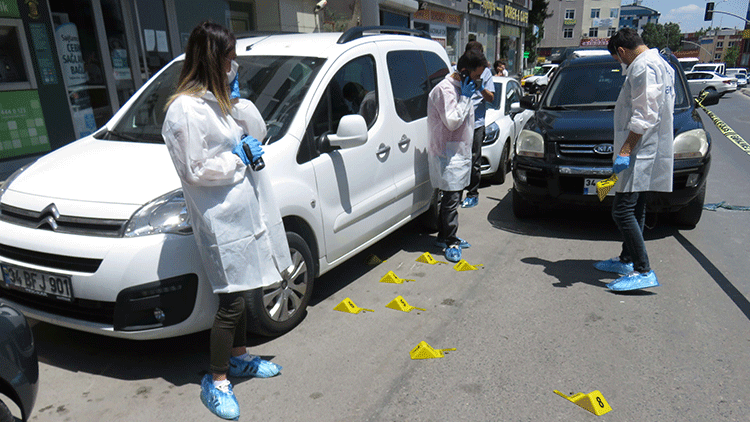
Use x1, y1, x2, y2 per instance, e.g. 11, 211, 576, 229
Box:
674, 129, 708, 159
124, 189, 192, 237
516, 129, 545, 158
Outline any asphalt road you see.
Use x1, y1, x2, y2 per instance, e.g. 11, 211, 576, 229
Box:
19, 91, 750, 421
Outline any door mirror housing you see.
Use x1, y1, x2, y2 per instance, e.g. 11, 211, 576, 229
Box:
326, 114, 368, 148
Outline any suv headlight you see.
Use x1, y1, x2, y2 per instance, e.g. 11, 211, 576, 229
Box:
484, 122, 500, 145
124, 189, 192, 237
516, 129, 545, 158
0, 163, 34, 203
674, 129, 708, 159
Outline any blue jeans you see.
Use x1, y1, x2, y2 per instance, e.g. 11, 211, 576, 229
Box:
612, 192, 650, 273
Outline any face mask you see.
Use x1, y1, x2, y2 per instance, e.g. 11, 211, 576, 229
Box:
226, 60, 238, 84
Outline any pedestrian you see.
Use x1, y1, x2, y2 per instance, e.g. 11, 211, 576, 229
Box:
461, 41, 495, 209
161, 21, 293, 420
427, 49, 485, 262
595, 28, 675, 291
494, 60, 508, 77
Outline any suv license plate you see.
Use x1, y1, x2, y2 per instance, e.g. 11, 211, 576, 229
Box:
583, 178, 615, 196
1, 264, 74, 301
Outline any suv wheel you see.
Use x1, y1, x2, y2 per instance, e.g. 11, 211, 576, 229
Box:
0, 400, 13, 422
671, 184, 705, 228
512, 187, 538, 218
246, 231, 314, 336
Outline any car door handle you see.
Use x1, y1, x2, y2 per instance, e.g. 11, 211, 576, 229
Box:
377, 143, 391, 155
398, 134, 410, 147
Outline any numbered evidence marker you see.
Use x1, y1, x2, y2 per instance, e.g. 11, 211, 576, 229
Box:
554, 389, 612, 416
333, 297, 374, 314
379, 270, 415, 284
409, 341, 456, 359
385, 295, 426, 313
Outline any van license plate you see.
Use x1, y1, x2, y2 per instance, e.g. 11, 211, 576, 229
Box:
1, 264, 74, 301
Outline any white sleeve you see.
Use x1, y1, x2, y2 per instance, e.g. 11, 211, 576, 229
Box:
231, 99, 268, 142
433, 83, 473, 132
627, 64, 663, 135
162, 97, 244, 186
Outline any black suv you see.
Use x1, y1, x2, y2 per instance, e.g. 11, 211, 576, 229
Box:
512, 52, 720, 227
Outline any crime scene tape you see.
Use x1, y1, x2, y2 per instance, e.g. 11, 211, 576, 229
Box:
695, 92, 750, 156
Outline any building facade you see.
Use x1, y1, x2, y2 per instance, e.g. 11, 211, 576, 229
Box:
618, 3, 659, 33
695, 28, 743, 64
538, 0, 620, 59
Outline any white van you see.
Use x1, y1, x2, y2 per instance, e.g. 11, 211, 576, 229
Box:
678, 57, 699, 73
692, 63, 726, 75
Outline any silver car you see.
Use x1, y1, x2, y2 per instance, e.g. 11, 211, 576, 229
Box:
685, 71, 737, 96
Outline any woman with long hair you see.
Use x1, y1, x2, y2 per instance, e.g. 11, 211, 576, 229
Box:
162, 21, 292, 420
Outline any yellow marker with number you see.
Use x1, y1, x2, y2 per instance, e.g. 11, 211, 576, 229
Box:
554, 389, 612, 416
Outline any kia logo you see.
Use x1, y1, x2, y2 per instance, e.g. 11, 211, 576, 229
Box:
593, 144, 613, 154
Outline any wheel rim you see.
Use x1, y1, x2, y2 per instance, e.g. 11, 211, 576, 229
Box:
261, 247, 309, 322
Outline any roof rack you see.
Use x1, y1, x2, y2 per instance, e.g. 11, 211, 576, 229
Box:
337, 26, 431, 44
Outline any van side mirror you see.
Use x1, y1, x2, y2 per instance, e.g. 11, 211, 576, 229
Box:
325, 114, 368, 149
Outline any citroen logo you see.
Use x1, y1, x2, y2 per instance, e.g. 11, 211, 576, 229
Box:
36, 203, 60, 231
593, 143, 614, 155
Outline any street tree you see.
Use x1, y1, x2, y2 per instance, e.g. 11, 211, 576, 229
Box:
641, 22, 682, 52
524, 0, 552, 66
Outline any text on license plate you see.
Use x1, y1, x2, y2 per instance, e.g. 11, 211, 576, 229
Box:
583, 178, 615, 196
1, 264, 74, 301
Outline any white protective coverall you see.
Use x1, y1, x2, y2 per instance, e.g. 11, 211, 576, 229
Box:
427, 74, 475, 191
614, 48, 675, 193
162, 91, 292, 294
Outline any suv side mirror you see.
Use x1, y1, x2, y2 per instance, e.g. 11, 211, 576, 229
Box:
325, 114, 368, 149
520, 95, 537, 110
695, 89, 721, 107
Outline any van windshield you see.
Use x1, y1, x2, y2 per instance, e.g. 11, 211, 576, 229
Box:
100, 56, 325, 144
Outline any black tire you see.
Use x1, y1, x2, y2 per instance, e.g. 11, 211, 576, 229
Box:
246, 231, 314, 336
419, 189, 441, 233
0, 400, 13, 422
671, 184, 705, 228
491, 140, 511, 184
512, 187, 538, 219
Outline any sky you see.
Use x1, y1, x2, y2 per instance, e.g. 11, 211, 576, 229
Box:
636, 0, 749, 33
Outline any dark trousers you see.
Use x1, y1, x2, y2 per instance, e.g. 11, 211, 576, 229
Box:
466, 126, 485, 198
209, 292, 247, 374
612, 192, 651, 273
438, 190, 462, 247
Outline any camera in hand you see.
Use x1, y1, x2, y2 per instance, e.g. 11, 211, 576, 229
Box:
242, 142, 265, 171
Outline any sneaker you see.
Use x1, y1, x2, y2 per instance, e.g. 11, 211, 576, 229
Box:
606, 270, 660, 291
200, 374, 240, 420
594, 257, 634, 275
228, 355, 282, 378
461, 196, 478, 208
435, 237, 471, 249
444, 245, 462, 263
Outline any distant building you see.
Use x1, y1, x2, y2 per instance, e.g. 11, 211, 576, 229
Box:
538, 0, 621, 60
696, 29, 744, 65
619, 3, 660, 33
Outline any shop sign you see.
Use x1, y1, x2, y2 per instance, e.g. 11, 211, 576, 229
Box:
580, 38, 609, 47
111, 49, 132, 81
429, 24, 447, 39
55, 23, 88, 87
0, 0, 20, 18
564, 19, 576, 26
413, 9, 461, 26
0, 90, 50, 160
504, 4, 528, 24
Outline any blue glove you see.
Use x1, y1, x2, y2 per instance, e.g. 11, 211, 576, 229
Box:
232, 135, 263, 165
613, 154, 631, 174
229, 73, 240, 99
461, 77, 476, 98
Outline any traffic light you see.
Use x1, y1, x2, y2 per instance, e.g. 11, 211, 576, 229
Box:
704, 2, 714, 21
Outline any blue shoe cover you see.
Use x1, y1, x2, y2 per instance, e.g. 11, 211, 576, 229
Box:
435, 237, 471, 249
200, 374, 240, 420
228, 355, 282, 378
444, 245, 462, 263
461, 196, 478, 208
594, 257, 634, 275
607, 271, 660, 291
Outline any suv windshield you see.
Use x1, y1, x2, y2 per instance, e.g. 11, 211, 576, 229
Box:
543, 58, 689, 110
101, 56, 325, 144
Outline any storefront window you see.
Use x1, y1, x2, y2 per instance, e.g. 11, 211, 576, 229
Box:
51, 0, 112, 138
0, 24, 29, 86
132, 0, 172, 79
101, 0, 136, 106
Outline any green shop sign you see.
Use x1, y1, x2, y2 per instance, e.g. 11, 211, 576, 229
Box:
0, 90, 51, 160
0, 0, 20, 18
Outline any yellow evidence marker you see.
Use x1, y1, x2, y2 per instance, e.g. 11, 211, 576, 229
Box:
416, 252, 449, 265
385, 295, 426, 313
365, 254, 385, 266
453, 259, 483, 271
409, 341, 456, 359
554, 389, 612, 416
379, 270, 415, 284
333, 298, 374, 314
595, 174, 618, 201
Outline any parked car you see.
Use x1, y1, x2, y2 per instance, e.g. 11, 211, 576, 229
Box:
685, 71, 737, 96
521, 63, 557, 94
0, 27, 449, 340
726, 68, 747, 88
480, 76, 534, 184
512, 52, 721, 227
0, 302, 38, 422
